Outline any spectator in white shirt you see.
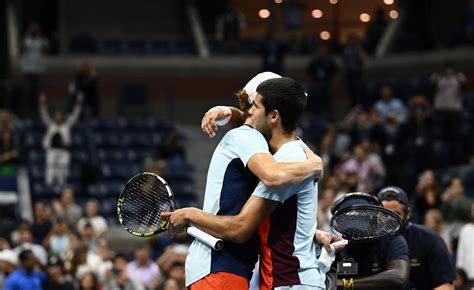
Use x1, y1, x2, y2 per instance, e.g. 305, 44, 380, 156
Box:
13, 229, 47, 266
77, 200, 108, 236
39, 93, 82, 186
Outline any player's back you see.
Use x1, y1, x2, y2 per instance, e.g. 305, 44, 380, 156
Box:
185, 125, 269, 286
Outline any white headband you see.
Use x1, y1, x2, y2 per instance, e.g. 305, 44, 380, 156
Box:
243, 72, 282, 103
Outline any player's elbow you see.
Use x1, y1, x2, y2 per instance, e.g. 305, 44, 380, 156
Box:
390, 270, 408, 289
227, 230, 252, 244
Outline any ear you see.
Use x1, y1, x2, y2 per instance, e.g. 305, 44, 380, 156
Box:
406, 207, 412, 220
269, 110, 279, 125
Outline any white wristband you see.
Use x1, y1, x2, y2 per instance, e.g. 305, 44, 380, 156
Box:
209, 106, 232, 126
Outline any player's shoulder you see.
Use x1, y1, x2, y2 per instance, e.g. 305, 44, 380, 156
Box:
227, 125, 264, 140
274, 139, 307, 161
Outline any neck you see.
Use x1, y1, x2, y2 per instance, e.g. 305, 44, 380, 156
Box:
268, 128, 297, 153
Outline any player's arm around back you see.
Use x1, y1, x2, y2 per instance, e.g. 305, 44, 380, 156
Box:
163, 196, 278, 244
247, 146, 323, 188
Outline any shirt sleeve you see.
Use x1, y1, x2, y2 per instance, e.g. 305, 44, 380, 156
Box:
251, 142, 307, 202
385, 234, 409, 263
231, 127, 269, 166
426, 235, 456, 286
252, 181, 290, 202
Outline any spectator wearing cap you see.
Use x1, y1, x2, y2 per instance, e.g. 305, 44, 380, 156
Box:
0, 249, 18, 288
43, 255, 74, 290
332, 192, 409, 289
4, 249, 46, 290
378, 186, 455, 290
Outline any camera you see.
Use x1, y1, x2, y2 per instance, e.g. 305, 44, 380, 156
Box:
336, 258, 358, 276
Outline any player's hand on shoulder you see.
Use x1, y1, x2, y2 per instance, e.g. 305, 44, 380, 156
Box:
201, 106, 231, 138
303, 146, 324, 180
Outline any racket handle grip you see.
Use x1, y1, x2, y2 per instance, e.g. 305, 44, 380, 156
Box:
187, 226, 224, 251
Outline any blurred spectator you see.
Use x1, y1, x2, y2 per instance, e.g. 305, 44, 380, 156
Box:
43, 218, 70, 256
0, 110, 17, 132
161, 278, 180, 290
349, 109, 373, 146
360, 138, 386, 189
104, 254, 144, 290
0, 130, 21, 175
127, 247, 160, 289
156, 129, 186, 161
374, 85, 407, 123
20, 22, 49, 116
43, 255, 74, 290
306, 43, 338, 118
430, 63, 467, 164
39, 93, 83, 186
13, 229, 48, 266
10, 221, 31, 247
342, 33, 368, 107
4, 249, 47, 290
259, 31, 286, 75
31, 201, 52, 245
336, 144, 384, 192
424, 209, 451, 251
402, 95, 434, 174
413, 170, 441, 223
214, 4, 245, 54
79, 272, 100, 290
68, 246, 101, 280
63, 232, 82, 263
441, 177, 472, 242
77, 200, 108, 237
0, 249, 18, 289
454, 268, 471, 290
364, 7, 387, 54
456, 202, 474, 281
81, 223, 98, 254
157, 244, 187, 289
52, 187, 83, 229
318, 126, 339, 176
69, 60, 100, 118
316, 188, 335, 232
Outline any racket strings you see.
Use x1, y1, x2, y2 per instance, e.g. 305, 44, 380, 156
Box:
331, 208, 400, 241
120, 175, 172, 234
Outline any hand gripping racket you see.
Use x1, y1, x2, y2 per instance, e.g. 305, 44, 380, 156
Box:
330, 204, 402, 242
117, 172, 223, 251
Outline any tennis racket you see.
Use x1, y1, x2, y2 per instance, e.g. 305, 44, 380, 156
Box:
117, 172, 223, 251
330, 204, 402, 242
